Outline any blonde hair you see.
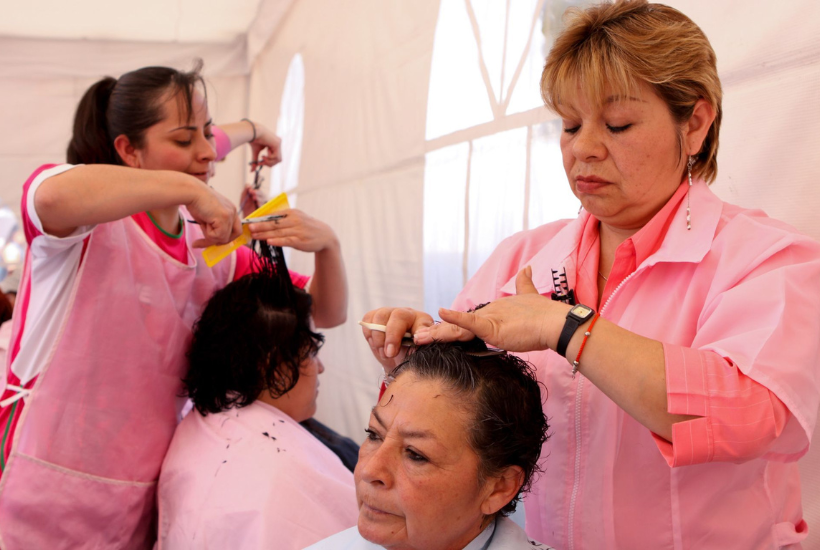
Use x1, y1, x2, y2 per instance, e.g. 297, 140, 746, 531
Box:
541, 0, 722, 182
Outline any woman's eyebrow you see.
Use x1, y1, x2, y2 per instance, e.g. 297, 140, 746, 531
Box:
168, 119, 213, 133
398, 428, 434, 440
605, 95, 647, 104
371, 407, 386, 428
371, 407, 434, 439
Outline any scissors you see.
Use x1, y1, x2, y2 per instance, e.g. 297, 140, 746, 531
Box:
242, 214, 287, 225
358, 321, 415, 346
238, 164, 266, 212
187, 211, 286, 226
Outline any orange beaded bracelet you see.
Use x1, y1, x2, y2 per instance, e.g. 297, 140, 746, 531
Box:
571, 313, 600, 378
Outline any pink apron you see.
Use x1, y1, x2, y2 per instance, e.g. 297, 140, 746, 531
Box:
0, 211, 234, 549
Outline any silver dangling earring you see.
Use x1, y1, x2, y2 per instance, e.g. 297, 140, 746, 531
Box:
686, 156, 694, 230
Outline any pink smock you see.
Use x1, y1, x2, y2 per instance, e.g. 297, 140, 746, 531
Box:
453, 180, 820, 550
0, 168, 238, 548
156, 400, 358, 549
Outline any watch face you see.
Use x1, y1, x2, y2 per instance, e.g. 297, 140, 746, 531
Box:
570, 304, 593, 319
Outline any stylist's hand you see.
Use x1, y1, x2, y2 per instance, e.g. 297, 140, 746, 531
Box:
362, 307, 435, 372
249, 123, 283, 169
187, 184, 242, 248
415, 267, 569, 352
248, 209, 337, 252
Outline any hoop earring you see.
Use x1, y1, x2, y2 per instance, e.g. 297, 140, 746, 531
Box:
686, 156, 694, 231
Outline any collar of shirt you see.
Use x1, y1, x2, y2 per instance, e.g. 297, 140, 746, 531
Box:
574, 181, 689, 309
131, 211, 189, 264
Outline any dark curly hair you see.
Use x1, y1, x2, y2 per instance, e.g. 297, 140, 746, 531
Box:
389, 340, 549, 517
184, 243, 324, 415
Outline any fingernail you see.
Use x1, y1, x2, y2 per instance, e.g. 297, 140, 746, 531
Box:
385, 344, 396, 358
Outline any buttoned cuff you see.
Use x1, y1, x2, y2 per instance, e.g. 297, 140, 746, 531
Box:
653, 343, 788, 467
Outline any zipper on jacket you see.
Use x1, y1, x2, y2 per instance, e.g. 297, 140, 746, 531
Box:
566, 270, 639, 549
567, 376, 584, 550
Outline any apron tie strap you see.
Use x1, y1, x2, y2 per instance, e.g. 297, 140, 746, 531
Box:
0, 385, 31, 408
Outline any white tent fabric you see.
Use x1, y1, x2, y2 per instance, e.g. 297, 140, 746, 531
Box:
0, 0, 263, 43
1, 0, 819, 545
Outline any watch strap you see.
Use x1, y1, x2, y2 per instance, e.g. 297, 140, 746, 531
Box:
556, 316, 582, 357
556, 305, 595, 357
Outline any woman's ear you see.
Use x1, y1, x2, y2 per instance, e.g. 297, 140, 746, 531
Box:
479, 465, 524, 517
113, 134, 141, 168
685, 98, 716, 156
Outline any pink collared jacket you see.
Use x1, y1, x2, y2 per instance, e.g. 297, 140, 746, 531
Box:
453, 180, 820, 550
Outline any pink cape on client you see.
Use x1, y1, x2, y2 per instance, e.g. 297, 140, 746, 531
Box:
156, 400, 358, 550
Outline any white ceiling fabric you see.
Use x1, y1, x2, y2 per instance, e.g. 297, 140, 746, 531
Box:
0, 0, 296, 79
0, 0, 819, 544
0, 35, 250, 78
0, 0, 264, 43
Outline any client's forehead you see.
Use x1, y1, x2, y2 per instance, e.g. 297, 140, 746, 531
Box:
374, 373, 471, 445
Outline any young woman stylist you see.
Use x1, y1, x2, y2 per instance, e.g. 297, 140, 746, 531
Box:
0, 63, 347, 549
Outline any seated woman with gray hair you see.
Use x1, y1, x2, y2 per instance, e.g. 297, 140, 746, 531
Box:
308, 341, 553, 550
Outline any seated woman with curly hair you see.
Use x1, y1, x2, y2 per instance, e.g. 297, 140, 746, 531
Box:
156, 246, 357, 550
308, 340, 553, 550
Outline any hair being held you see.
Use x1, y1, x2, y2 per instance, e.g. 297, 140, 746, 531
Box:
391, 340, 549, 516
184, 241, 323, 415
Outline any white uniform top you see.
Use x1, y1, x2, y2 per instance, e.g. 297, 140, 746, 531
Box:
306, 515, 555, 550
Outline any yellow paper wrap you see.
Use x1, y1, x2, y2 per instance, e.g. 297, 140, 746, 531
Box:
202, 192, 290, 267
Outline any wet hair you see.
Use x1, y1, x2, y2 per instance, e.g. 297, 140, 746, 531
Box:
184, 242, 324, 415
0, 292, 12, 325
541, 0, 722, 182
66, 60, 206, 165
389, 340, 549, 516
